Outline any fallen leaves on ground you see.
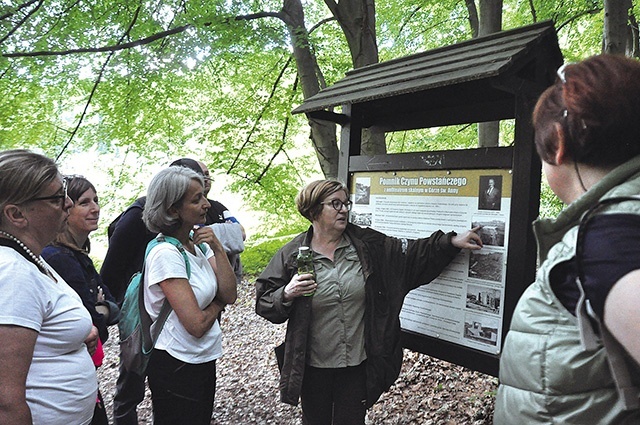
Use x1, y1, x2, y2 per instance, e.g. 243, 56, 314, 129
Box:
99, 280, 497, 424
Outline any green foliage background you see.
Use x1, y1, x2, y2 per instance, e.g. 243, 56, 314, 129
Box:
0, 0, 630, 272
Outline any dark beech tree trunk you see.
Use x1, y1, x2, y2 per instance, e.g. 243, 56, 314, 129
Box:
324, 0, 385, 156
477, 0, 502, 148
281, 0, 340, 178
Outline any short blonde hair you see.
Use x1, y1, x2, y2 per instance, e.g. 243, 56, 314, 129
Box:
296, 180, 348, 222
0, 149, 59, 225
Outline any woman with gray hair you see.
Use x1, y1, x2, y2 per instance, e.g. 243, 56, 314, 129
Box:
141, 165, 237, 425
0, 149, 99, 424
256, 179, 482, 425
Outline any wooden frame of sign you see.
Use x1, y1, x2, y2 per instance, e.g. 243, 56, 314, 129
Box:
293, 22, 563, 376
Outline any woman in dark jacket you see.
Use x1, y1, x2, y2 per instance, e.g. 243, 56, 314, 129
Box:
43, 175, 120, 425
256, 179, 481, 425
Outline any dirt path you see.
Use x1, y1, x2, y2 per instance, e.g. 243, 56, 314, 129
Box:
98, 280, 496, 424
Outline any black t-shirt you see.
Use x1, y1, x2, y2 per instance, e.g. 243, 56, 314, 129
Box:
550, 214, 640, 320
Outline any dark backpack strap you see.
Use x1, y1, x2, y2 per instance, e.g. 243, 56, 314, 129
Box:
574, 195, 640, 410
107, 197, 146, 240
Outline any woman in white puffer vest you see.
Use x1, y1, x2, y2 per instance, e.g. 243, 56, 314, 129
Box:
495, 54, 640, 424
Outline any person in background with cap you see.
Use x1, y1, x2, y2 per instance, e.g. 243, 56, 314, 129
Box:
106, 157, 245, 425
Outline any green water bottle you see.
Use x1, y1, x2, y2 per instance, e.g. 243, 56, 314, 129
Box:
297, 246, 315, 296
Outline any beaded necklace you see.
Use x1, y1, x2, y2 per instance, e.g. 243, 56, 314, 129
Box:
0, 230, 53, 277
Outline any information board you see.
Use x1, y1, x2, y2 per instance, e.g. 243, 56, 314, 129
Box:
350, 168, 512, 355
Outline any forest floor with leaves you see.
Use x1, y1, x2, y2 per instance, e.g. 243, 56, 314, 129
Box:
99, 279, 497, 424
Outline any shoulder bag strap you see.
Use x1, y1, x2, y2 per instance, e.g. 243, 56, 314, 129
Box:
145, 235, 195, 347
574, 195, 640, 410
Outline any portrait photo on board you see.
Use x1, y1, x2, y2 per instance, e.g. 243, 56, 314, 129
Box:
478, 175, 502, 211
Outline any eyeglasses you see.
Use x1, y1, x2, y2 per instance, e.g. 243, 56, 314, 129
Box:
25, 178, 68, 206
321, 199, 352, 211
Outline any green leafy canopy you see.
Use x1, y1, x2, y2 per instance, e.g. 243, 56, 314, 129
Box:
0, 0, 619, 245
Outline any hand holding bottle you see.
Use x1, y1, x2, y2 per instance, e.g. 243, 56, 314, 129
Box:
283, 246, 317, 301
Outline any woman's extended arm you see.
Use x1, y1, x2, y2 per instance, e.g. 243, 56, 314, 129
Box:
604, 269, 640, 365
451, 226, 483, 250
0, 325, 37, 425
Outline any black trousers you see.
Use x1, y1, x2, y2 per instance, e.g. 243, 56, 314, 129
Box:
90, 389, 108, 425
301, 362, 367, 425
147, 349, 217, 425
112, 358, 146, 425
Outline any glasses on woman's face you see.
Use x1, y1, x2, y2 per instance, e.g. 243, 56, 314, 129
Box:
321, 199, 352, 212
25, 178, 68, 207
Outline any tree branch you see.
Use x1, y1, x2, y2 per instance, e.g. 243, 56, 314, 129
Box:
322, 0, 339, 17
226, 54, 293, 174
308, 17, 335, 34
159, 0, 187, 50
396, 5, 423, 40
56, 5, 143, 160
4, 7, 287, 59
0, 0, 43, 46
420, 16, 468, 36
234, 11, 282, 22
254, 74, 303, 185
2, 3, 293, 61
0, 64, 12, 79
465, 0, 479, 38
557, 8, 602, 32
55, 58, 106, 161
61, 0, 83, 15
4, 23, 190, 57
528, 0, 537, 22
0, 0, 38, 21
254, 118, 288, 183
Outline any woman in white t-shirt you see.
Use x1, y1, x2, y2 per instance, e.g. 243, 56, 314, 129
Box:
142, 165, 237, 425
0, 149, 99, 425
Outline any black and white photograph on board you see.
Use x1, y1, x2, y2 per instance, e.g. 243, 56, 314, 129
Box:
478, 175, 502, 211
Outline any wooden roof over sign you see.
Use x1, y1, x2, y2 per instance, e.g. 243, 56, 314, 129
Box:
292, 21, 562, 132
